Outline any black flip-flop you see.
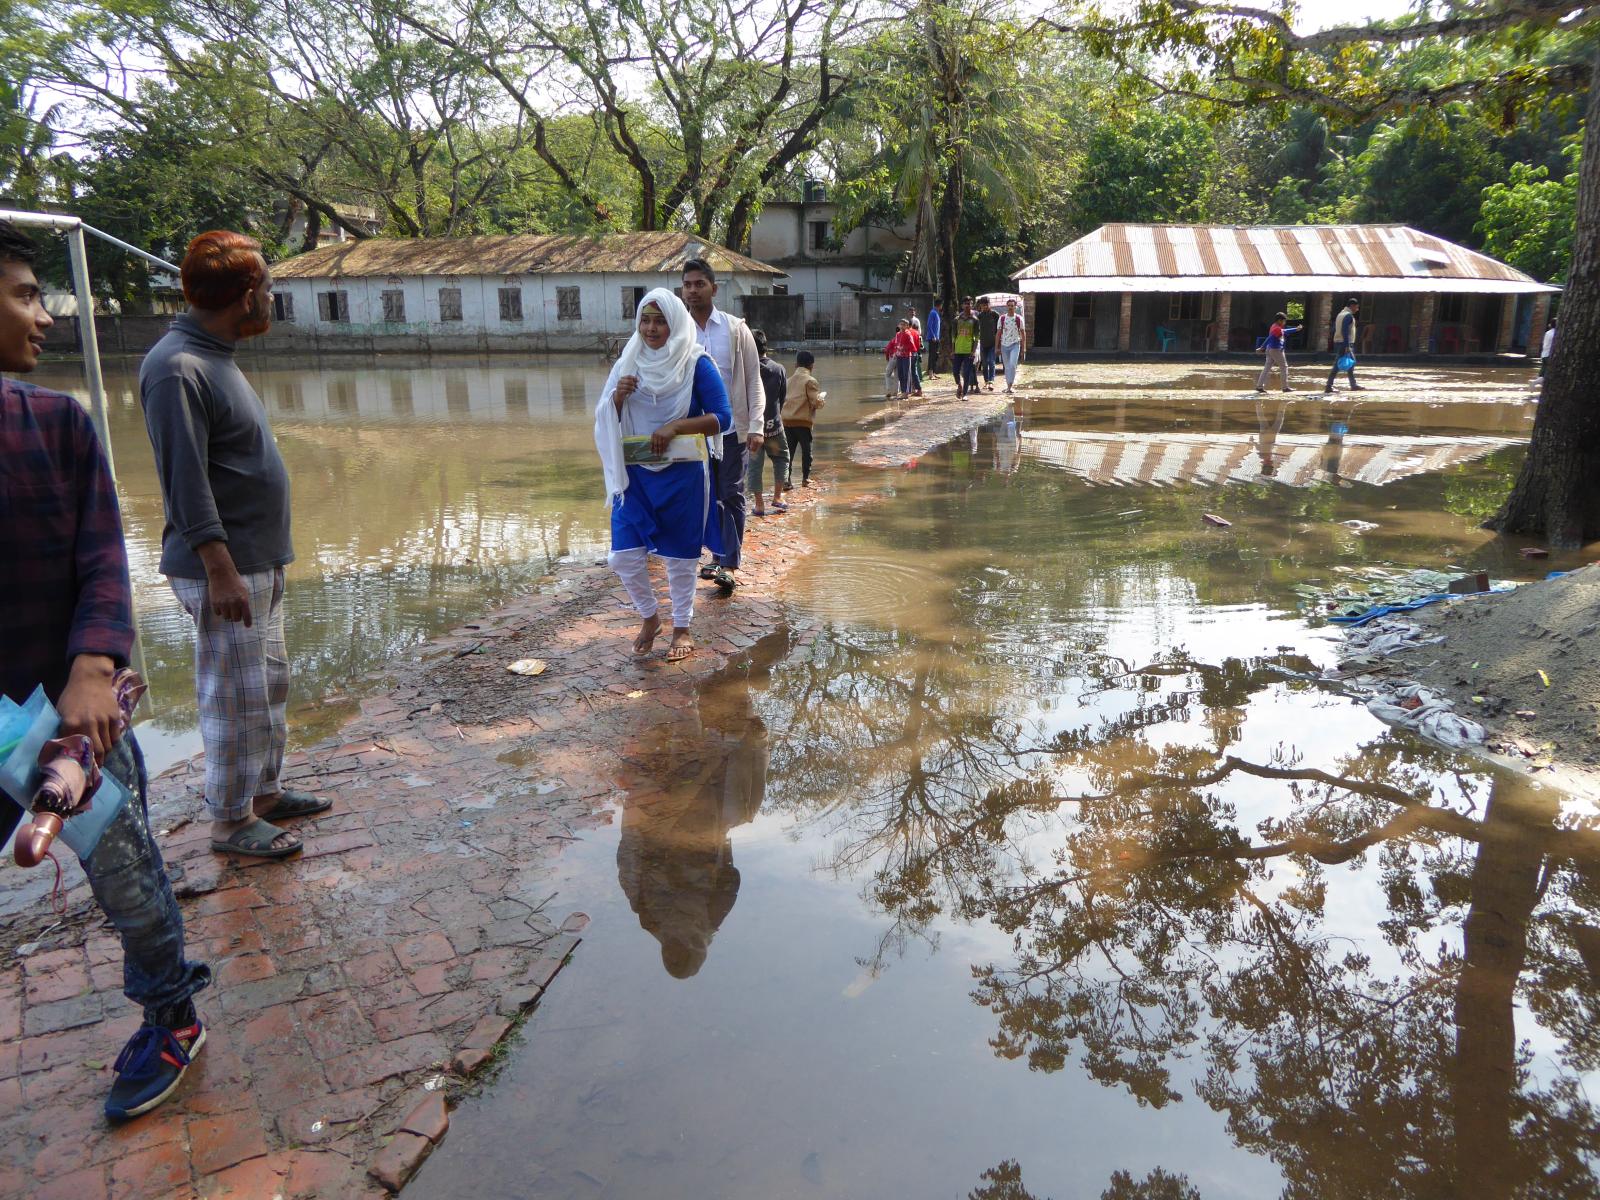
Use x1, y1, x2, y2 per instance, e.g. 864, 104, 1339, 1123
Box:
211, 818, 302, 859
257, 788, 333, 821
698, 564, 719, 580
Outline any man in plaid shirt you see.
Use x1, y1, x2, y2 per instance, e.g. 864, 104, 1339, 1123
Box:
0, 221, 210, 1120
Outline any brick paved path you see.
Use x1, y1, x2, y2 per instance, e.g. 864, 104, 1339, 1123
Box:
0, 488, 822, 1199
849, 388, 1014, 468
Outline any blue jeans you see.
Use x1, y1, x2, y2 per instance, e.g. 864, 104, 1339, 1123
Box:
952, 354, 976, 394
981, 346, 997, 384
2, 733, 211, 1026
714, 431, 749, 570
1001, 342, 1021, 389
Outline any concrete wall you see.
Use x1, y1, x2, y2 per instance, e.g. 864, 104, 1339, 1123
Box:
740, 294, 806, 342
750, 202, 914, 262
42, 315, 177, 356
857, 292, 935, 346
267, 269, 775, 351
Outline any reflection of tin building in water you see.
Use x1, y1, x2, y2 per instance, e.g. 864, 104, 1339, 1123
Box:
266, 231, 786, 353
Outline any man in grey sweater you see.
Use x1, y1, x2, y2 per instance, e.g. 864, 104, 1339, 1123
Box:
140, 231, 329, 859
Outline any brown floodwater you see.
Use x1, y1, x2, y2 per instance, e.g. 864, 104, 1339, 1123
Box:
26, 352, 1600, 1196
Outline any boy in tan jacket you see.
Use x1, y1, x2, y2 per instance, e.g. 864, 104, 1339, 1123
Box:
782, 350, 826, 486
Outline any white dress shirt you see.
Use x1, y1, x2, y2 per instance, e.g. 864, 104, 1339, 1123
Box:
696, 307, 734, 385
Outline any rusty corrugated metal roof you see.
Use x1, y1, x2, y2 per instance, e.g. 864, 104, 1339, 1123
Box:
1014, 224, 1558, 294
272, 231, 785, 279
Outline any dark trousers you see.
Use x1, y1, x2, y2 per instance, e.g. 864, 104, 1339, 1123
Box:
714, 431, 749, 569
0, 733, 211, 1026
787, 426, 815, 483
981, 346, 997, 384
952, 353, 976, 395
895, 356, 913, 395
925, 341, 939, 376
1325, 344, 1358, 390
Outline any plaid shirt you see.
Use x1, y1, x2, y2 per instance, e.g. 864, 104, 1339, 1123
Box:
0, 378, 135, 705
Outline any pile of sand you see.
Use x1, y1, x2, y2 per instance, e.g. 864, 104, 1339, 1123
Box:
1386, 564, 1600, 792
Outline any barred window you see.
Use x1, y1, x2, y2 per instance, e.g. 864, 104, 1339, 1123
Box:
381, 289, 405, 322
498, 287, 523, 322
439, 287, 463, 322
621, 286, 646, 320
557, 286, 582, 321
272, 293, 295, 322
318, 291, 349, 322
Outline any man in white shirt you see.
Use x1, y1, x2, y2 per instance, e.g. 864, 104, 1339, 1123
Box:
682, 258, 764, 592
1541, 318, 1556, 378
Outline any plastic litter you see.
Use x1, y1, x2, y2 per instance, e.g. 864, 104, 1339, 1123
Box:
506, 658, 548, 676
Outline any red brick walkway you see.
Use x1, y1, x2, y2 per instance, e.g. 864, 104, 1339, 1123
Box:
1, 488, 822, 1199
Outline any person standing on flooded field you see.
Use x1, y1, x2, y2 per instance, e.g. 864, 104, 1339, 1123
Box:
681, 258, 763, 595
1, 221, 213, 1122
140, 231, 331, 863
783, 349, 825, 486
747, 330, 790, 518
595, 288, 732, 663
1256, 311, 1301, 393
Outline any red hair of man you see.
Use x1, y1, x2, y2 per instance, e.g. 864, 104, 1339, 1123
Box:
181, 230, 264, 310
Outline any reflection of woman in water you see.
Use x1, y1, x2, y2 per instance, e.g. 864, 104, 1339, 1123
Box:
594, 288, 732, 662
616, 678, 770, 978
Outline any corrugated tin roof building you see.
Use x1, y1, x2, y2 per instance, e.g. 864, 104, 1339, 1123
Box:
1013, 224, 1558, 357
265, 231, 787, 352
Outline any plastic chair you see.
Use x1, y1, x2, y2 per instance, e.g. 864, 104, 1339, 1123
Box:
1438, 326, 1461, 355
1384, 325, 1403, 353
1155, 325, 1178, 351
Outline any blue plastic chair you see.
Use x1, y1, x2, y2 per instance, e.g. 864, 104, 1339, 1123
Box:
1155, 325, 1178, 351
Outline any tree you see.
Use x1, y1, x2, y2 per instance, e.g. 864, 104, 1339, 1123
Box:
1478, 139, 1581, 283
1067, 109, 1219, 232
1057, 0, 1600, 546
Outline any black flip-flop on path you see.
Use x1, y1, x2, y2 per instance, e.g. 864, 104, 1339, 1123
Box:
257, 788, 333, 821
211, 818, 302, 859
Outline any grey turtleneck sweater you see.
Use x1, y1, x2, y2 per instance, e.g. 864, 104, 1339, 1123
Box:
139, 314, 293, 579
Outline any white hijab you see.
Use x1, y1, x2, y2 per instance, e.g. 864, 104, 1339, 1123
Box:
594, 287, 715, 500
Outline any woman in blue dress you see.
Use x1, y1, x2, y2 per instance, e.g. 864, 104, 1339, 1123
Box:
594, 288, 732, 661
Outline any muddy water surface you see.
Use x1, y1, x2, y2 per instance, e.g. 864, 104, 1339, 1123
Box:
31, 352, 1599, 1196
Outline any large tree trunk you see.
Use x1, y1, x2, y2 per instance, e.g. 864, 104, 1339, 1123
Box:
1486, 54, 1600, 548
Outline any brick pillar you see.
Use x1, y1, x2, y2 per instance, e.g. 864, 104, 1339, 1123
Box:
1494, 295, 1517, 353
1117, 292, 1133, 352
1416, 293, 1437, 354
1526, 295, 1551, 360
1311, 293, 1332, 352
1214, 292, 1231, 352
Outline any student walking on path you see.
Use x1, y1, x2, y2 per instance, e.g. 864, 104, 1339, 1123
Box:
1, 221, 212, 1121
1324, 298, 1365, 393
594, 289, 732, 663
1256, 311, 1302, 393
747, 330, 791, 517
977, 297, 1001, 391
682, 258, 763, 594
140, 231, 331, 862
997, 298, 1026, 394
783, 350, 826, 486
952, 299, 979, 398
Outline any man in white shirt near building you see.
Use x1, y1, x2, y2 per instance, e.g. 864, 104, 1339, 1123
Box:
1540, 318, 1556, 379
682, 258, 764, 592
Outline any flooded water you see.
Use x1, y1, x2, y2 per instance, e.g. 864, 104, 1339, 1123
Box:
30, 350, 1600, 1197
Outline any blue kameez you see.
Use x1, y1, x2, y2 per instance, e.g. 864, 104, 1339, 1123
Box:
611, 356, 732, 560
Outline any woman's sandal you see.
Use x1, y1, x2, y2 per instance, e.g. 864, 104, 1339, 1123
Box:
211, 818, 301, 859
666, 638, 694, 663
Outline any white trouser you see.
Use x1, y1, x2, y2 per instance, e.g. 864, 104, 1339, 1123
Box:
609, 548, 698, 628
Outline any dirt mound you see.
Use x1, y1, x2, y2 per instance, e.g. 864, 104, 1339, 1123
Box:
1389, 564, 1600, 793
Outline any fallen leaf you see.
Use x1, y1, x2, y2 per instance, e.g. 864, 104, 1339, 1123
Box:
506, 658, 548, 676
1538, 670, 1551, 687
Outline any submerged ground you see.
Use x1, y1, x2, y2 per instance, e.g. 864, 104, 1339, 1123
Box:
7, 353, 1597, 1199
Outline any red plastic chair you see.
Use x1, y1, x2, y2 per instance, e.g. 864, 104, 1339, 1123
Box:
1384, 325, 1403, 353
1438, 326, 1461, 355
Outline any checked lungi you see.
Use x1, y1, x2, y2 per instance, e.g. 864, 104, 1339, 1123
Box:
168, 567, 289, 822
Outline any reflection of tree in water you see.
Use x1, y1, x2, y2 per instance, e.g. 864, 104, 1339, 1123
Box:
613, 638, 784, 978
771, 631, 1600, 1196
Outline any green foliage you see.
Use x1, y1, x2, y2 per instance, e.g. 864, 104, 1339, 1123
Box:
1353, 115, 1505, 245
1477, 138, 1581, 283
1068, 110, 1218, 232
